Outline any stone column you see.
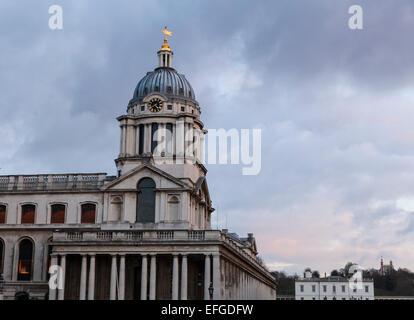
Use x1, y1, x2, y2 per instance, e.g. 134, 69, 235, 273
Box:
110, 255, 118, 300
58, 254, 66, 300
204, 254, 211, 300
48, 254, 58, 300
212, 253, 220, 300
172, 254, 179, 300
118, 254, 126, 300
79, 254, 87, 300
141, 255, 148, 300
181, 254, 188, 300
149, 254, 157, 300
88, 254, 95, 300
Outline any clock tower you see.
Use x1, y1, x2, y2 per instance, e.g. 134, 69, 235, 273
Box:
115, 28, 210, 218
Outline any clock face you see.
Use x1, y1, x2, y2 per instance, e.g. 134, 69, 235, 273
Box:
148, 98, 163, 112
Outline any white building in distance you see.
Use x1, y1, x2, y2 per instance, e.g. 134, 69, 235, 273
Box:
295, 268, 374, 300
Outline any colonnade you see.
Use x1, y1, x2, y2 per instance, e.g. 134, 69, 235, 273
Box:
48, 252, 220, 300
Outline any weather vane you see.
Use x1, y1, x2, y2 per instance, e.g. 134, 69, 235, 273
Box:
162, 26, 172, 39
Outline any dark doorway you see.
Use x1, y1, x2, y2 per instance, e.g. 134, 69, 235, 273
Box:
64, 255, 81, 300
156, 255, 172, 300
188, 255, 204, 300
95, 255, 111, 300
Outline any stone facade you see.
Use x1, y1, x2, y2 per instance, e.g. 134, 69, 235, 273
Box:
0, 36, 276, 300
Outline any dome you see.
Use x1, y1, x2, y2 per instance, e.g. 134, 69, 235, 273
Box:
129, 67, 196, 106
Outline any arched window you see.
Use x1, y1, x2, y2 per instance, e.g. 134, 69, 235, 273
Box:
168, 196, 180, 221
21, 204, 35, 224
136, 178, 156, 223
0, 205, 6, 224
81, 203, 96, 224
51, 204, 65, 224
18, 239, 33, 281
0, 238, 4, 275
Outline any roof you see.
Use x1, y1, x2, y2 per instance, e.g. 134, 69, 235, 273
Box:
129, 67, 196, 106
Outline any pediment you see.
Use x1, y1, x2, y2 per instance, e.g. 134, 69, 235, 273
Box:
102, 164, 191, 191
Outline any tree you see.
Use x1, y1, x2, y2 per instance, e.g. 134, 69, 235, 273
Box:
330, 269, 339, 276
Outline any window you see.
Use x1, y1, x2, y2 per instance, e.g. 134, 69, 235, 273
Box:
81, 203, 96, 223
21, 204, 35, 224
151, 123, 158, 153
181, 106, 185, 112
300, 285, 304, 292
166, 123, 173, 154
167, 86, 172, 94
141, 105, 145, 111
0, 205, 6, 224
365, 286, 369, 293
0, 238, 4, 274
179, 88, 184, 95
136, 178, 156, 223
312, 285, 316, 292
342, 285, 346, 293
323, 285, 327, 292
353, 288, 357, 293
332, 285, 336, 293
51, 204, 65, 224
139, 124, 145, 155
167, 104, 172, 110
18, 239, 33, 281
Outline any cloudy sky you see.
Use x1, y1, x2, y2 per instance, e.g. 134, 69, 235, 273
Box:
1, 0, 414, 275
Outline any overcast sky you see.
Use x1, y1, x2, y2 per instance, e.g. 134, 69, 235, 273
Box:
1, 0, 414, 275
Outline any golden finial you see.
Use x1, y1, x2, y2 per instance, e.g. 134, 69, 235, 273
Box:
161, 26, 172, 51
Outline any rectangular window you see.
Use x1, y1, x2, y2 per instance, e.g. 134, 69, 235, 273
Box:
342, 285, 346, 293
0, 205, 6, 224
21, 204, 35, 224
312, 285, 316, 292
167, 104, 172, 110
300, 285, 304, 292
141, 105, 145, 111
181, 106, 185, 112
166, 123, 173, 154
139, 124, 145, 155
151, 123, 158, 153
332, 285, 336, 293
323, 285, 327, 292
365, 286, 369, 293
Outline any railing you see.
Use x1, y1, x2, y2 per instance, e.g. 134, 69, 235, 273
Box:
55, 230, 222, 243
188, 230, 205, 240
54, 229, 267, 274
0, 173, 107, 191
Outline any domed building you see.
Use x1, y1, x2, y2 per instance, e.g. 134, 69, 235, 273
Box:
0, 31, 276, 300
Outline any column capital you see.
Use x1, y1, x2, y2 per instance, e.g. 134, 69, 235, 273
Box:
88, 253, 96, 257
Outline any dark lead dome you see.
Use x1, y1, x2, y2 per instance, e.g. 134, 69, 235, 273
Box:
129, 67, 196, 106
